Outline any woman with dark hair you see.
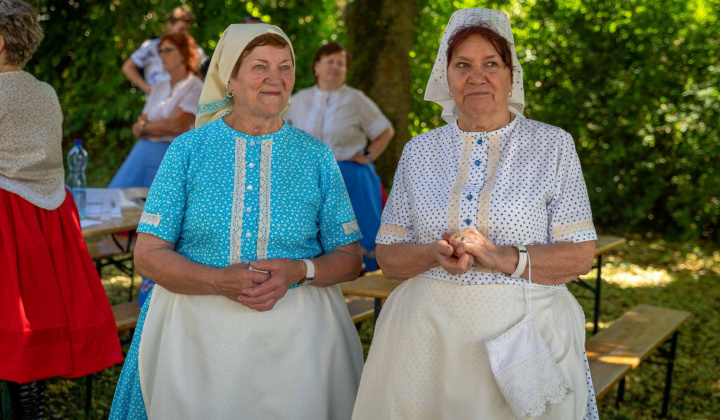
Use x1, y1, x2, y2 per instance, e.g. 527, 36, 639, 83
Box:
109, 24, 364, 419
353, 8, 599, 419
285, 42, 394, 272
0, 1, 122, 418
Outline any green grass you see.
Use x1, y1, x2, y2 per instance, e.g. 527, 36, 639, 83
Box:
35, 237, 719, 419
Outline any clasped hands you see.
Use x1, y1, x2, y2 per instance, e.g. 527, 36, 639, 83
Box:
210, 259, 305, 312
433, 227, 499, 275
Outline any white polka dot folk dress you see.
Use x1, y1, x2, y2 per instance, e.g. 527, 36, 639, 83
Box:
109, 119, 364, 420
353, 117, 600, 419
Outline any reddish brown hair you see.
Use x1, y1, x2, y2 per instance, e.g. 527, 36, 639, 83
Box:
159, 32, 200, 75
230, 33, 293, 79
447, 24, 514, 80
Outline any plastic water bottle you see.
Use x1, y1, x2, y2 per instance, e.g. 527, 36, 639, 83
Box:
66, 139, 88, 218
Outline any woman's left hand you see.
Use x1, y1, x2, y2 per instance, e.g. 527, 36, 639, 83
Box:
131, 120, 145, 138
241, 259, 306, 311
442, 227, 500, 271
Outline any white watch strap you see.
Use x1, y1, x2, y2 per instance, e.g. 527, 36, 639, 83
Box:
301, 259, 315, 280
511, 244, 527, 278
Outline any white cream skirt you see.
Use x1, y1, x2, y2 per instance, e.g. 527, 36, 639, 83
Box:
353, 277, 598, 419
138, 284, 364, 419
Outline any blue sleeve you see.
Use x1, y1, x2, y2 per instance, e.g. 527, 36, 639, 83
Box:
130, 40, 154, 68
137, 134, 192, 243
316, 146, 363, 253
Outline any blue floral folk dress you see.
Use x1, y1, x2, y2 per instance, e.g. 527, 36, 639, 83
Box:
109, 119, 364, 420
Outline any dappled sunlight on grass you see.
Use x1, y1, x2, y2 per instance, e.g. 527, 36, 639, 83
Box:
604, 265, 673, 288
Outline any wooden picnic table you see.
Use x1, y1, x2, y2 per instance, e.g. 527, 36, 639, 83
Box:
341, 234, 626, 331
81, 188, 147, 239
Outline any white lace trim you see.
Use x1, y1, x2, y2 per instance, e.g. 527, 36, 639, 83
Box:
139, 212, 161, 227
553, 218, 595, 241
256, 138, 274, 260
447, 135, 475, 233
474, 133, 502, 273
343, 220, 359, 235
378, 223, 405, 238
229, 137, 247, 264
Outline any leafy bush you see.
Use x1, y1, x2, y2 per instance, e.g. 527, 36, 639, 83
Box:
25, 0, 718, 241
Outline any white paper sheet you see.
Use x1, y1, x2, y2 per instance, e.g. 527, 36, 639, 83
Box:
85, 188, 123, 219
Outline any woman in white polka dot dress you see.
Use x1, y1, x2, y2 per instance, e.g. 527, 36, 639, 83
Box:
353, 8, 600, 420
109, 24, 365, 420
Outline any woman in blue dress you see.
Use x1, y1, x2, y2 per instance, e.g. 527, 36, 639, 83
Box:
109, 24, 365, 420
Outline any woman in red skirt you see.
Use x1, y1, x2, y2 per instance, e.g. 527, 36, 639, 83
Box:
0, 1, 123, 418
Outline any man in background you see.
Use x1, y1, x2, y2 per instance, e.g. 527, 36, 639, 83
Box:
121, 5, 205, 94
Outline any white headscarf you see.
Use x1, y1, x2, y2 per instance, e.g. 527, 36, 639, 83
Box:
424, 8, 525, 124
195, 23, 295, 128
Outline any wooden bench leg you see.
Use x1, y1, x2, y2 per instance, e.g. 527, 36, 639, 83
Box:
1, 381, 11, 420
593, 255, 603, 335
615, 377, 626, 408
85, 374, 92, 419
372, 297, 382, 329
128, 263, 135, 302
659, 331, 680, 418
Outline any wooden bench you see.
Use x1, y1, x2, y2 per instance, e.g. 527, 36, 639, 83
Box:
587, 304, 691, 418
87, 233, 136, 301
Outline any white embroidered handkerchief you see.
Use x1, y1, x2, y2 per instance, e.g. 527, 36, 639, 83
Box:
485, 314, 572, 419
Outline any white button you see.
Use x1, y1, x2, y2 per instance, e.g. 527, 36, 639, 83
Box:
245, 207, 251, 212
245, 233, 251, 238
249, 141, 255, 146
246, 185, 253, 191
248, 163, 255, 168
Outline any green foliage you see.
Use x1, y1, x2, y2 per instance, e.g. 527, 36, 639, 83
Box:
25, 0, 342, 187
406, 0, 719, 242
24, 0, 719, 240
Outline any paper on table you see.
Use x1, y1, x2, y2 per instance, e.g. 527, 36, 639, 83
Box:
85, 188, 123, 219
80, 219, 102, 228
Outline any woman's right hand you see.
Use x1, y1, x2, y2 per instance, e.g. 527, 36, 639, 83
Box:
211, 263, 271, 302
348, 151, 371, 165
430, 240, 475, 275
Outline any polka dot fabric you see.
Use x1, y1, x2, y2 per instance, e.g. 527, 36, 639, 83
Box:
137, 118, 362, 266
377, 117, 597, 288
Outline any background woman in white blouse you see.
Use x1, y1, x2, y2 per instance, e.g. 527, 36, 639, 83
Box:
285, 42, 394, 272
109, 32, 204, 306
353, 8, 600, 420
109, 32, 203, 190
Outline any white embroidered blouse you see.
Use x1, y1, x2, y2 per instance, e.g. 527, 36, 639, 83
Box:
377, 117, 597, 287
142, 74, 203, 143
285, 85, 392, 161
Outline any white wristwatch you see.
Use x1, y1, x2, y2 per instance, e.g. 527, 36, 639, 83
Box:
510, 244, 527, 278
297, 259, 315, 286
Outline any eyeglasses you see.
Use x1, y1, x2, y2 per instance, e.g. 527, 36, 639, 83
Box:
158, 48, 178, 55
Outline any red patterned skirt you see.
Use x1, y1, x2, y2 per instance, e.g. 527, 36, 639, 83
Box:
0, 188, 123, 383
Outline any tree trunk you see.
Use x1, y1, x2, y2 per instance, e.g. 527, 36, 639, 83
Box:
345, 0, 417, 186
